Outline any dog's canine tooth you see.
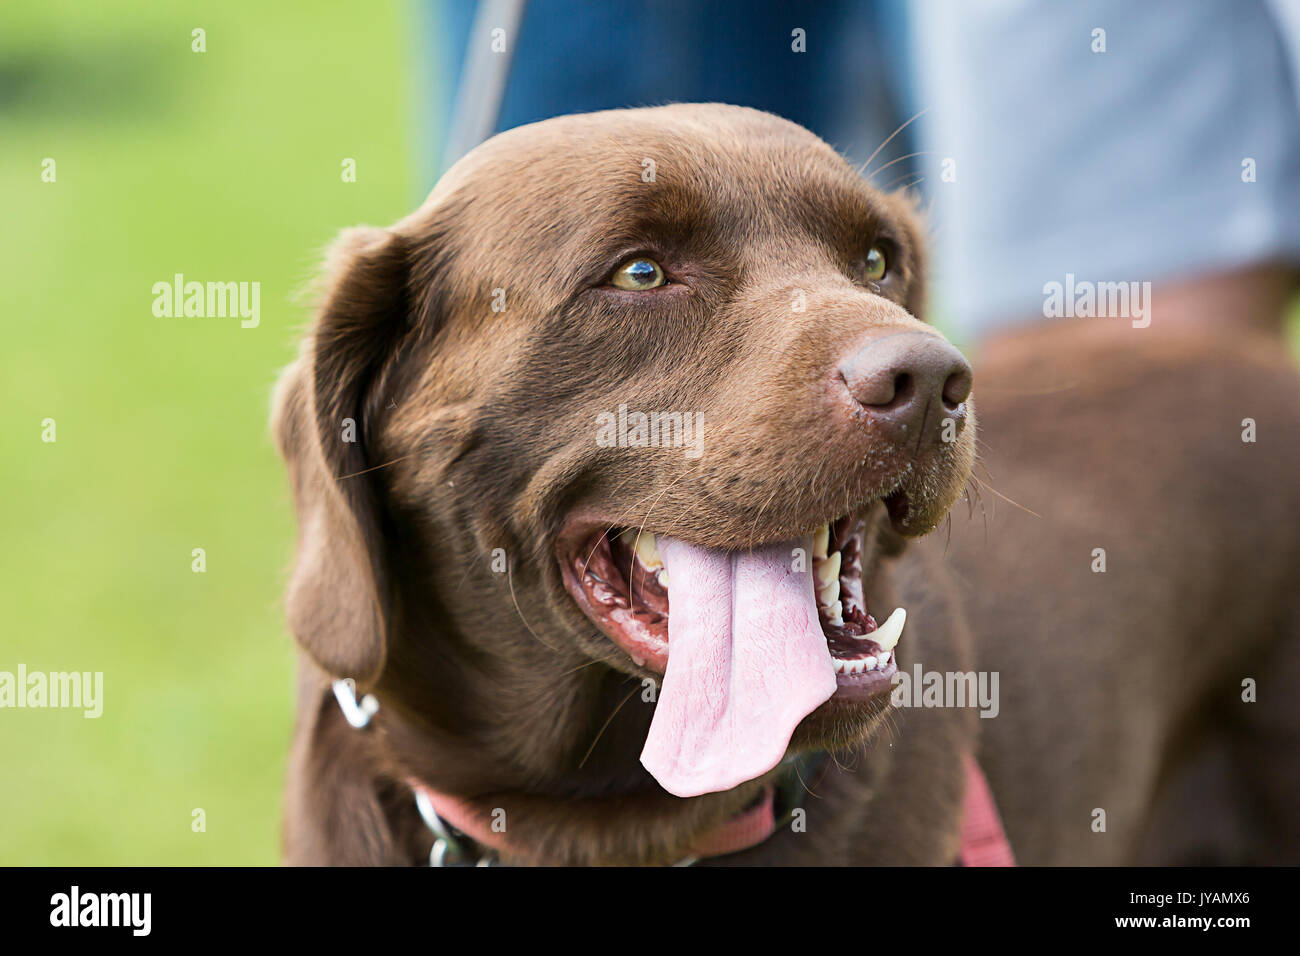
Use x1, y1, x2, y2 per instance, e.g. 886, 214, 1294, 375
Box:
858, 607, 906, 652
817, 580, 840, 609
813, 524, 830, 560
619, 529, 663, 571
634, 532, 663, 571
657, 568, 669, 589
814, 550, 841, 587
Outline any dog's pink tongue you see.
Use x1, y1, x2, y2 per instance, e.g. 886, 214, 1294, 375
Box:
640, 536, 837, 798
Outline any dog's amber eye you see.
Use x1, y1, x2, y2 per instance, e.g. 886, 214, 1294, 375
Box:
863, 246, 887, 282
610, 257, 666, 290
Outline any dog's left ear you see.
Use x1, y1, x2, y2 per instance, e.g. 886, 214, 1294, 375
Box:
272, 226, 414, 684
882, 189, 929, 322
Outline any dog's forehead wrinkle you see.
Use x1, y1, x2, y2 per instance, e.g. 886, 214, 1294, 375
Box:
424, 112, 881, 260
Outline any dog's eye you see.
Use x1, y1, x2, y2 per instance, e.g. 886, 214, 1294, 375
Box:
863, 245, 887, 282
610, 257, 666, 290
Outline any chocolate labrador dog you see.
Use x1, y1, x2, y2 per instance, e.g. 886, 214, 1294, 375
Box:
273, 103, 1300, 865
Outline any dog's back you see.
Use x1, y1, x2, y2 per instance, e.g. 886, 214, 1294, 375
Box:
935, 323, 1300, 864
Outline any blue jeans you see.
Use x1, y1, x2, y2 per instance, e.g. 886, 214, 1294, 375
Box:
426, 0, 911, 176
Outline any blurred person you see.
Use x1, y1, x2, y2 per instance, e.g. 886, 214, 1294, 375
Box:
427, 0, 1300, 344
908, 0, 1300, 343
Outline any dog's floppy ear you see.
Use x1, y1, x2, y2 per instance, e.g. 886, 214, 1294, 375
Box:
272, 226, 413, 684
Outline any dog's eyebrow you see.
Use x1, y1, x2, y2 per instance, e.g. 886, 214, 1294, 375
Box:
564, 180, 732, 277
564, 169, 898, 277
786, 176, 903, 248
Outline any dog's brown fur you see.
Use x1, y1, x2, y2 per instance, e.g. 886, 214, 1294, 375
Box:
273, 104, 1300, 865
941, 322, 1300, 865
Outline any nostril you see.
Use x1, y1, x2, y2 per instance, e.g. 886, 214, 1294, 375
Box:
888, 371, 914, 409
941, 366, 973, 410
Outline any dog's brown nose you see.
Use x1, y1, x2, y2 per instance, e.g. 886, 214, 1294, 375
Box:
839, 332, 972, 432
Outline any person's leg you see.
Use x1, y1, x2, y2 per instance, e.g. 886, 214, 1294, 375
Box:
906, 0, 1300, 341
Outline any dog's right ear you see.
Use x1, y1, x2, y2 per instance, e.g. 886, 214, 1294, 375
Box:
272, 226, 413, 685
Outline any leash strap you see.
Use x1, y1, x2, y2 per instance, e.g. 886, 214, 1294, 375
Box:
957, 753, 1016, 866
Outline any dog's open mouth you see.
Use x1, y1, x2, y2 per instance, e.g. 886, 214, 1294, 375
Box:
558, 513, 905, 797
565, 516, 903, 686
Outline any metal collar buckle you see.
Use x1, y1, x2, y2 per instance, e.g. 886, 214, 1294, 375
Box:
331, 679, 379, 729
414, 788, 496, 867
331, 678, 494, 865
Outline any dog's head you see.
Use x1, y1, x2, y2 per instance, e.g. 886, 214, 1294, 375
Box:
274, 104, 974, 808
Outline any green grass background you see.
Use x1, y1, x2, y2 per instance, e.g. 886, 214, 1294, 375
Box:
2, 1, 425, 864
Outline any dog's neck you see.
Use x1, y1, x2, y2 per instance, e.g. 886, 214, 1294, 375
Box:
306, 677, 1015, 867
325, 674, 829, 865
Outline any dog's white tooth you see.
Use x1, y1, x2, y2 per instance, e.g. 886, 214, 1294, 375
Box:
832, 658, 848, 674
869, 607, 907, 652
657, 568, 669, 589
826, 600, 844, 625
863, 655, 877, 671
813, 524, 830, 560
814, 550, 842, 587
632, 532, 663, 570
817, 579, 840, 609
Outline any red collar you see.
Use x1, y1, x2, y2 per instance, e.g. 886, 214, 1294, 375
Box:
409, 752, 1014, 866
413, 780, 780, 865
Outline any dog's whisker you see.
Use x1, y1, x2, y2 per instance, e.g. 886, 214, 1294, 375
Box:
578, 472, 693, 580
335, 452, 415, 481
879, 709, 903, 750
559, 649, 625, 678
860, 107, 929, 177
745, 483, 784, 552
828, 749, 854, 776
865, 150, 931, 183
623, 471, 693, 595
881, 172, 926, 193
967, 470, 1041, 520
791, 761, 822, 802
577, 680, 641, 770
577, 484, 674, 578
506, 560, 562, 653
